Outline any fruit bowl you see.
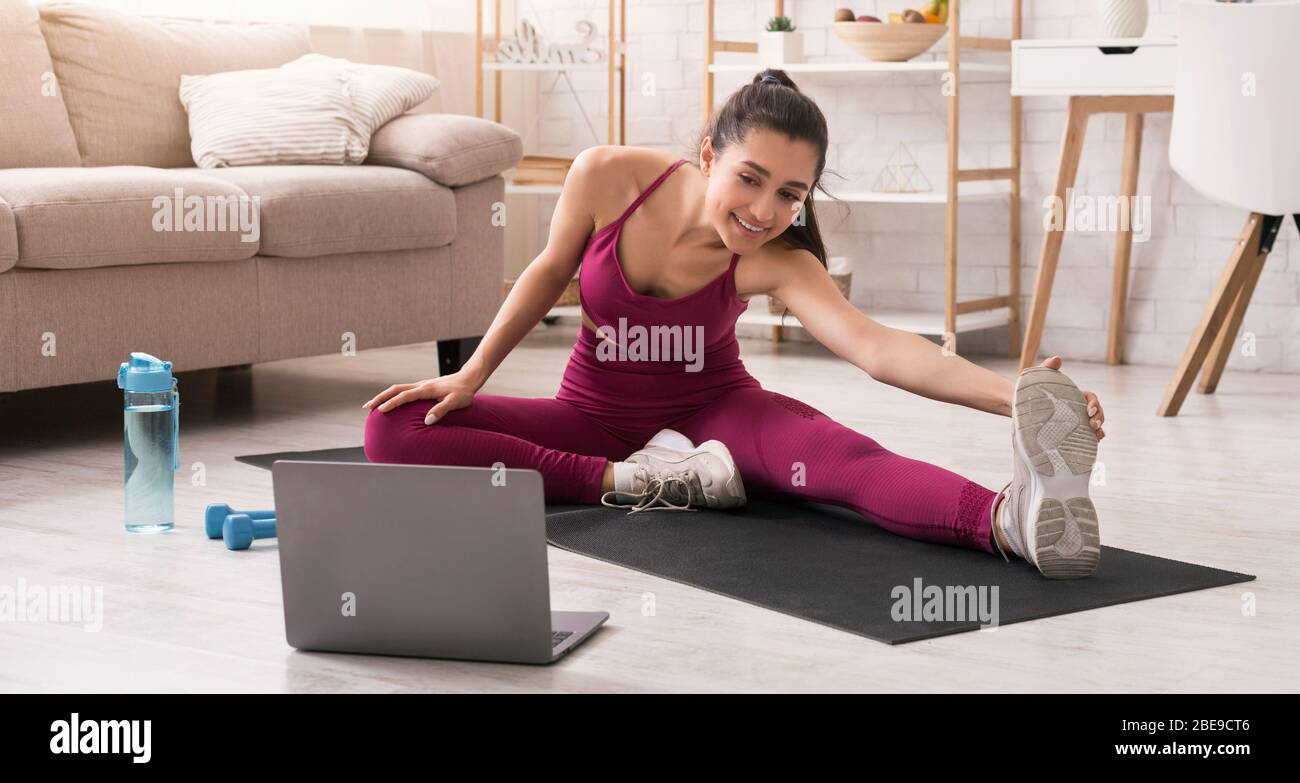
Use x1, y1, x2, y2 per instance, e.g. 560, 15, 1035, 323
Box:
832, 20, 947, 62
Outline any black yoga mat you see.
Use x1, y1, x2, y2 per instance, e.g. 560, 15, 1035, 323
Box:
236, 446, 368, 470
236, 446, 1256, 645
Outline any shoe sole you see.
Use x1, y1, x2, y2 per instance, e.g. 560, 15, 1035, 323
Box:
1012, 367, 1101, 579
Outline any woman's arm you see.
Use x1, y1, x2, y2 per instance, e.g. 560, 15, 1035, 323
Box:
458, 147, 615, 389
764, 247, 1015, 417
859, 323, 1015, 417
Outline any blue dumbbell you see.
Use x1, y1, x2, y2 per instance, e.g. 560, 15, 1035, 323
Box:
204, 503, 275, 539
223, 513, 277, 551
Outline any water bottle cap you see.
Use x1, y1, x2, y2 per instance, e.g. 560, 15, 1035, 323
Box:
116, 352, 175, 393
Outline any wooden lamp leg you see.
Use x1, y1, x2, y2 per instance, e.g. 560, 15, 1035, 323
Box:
1157, 213, 1267, 416
1196, 237, 1274, 394
1020, 97, 1090, 371
1107, 112, 1144, 365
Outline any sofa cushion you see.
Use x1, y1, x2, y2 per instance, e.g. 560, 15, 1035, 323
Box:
0, 0, 81, 167
189, 165, 456, 258
2, 259, 259, 392
366, 113, 523, 187
0, 196, 16, 273
38, 3, 310, 167
0, 167, 260, 270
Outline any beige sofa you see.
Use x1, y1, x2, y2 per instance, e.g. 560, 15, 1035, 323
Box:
0, 0, 522, 393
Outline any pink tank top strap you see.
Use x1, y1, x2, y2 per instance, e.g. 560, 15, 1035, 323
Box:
611, 158, 689, 227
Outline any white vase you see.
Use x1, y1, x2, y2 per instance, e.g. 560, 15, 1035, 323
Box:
758, 30, 803, 66
1096, 0, 1149, 38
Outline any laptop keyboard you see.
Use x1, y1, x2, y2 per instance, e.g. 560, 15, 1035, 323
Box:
552, 630, 574, 647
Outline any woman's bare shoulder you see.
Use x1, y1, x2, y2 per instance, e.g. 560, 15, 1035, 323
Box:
757, 237, 820, 270
595, 145, 682, 181
738, 236, 822, 298
575, 147, 684, 231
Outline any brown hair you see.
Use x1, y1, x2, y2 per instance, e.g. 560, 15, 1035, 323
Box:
690, 68, 845, 321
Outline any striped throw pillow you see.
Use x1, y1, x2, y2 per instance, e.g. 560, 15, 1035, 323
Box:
180, 67, 370, 168
179, 56, 438, 168
280, 54, 439, 136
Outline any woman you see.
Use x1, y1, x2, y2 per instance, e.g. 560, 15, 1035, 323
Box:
363, 70, 1107, 580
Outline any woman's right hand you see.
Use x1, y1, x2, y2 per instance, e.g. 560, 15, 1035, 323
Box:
362, 368, 482, 425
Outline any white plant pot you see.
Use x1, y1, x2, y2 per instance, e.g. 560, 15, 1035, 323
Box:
1096, 0, 1149, 38
759, 30, 803, 66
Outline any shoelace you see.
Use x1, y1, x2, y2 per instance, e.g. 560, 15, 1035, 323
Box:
600, 468, 703, 514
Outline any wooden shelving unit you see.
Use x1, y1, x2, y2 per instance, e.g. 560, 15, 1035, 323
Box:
476, 0, 630, 294
705, 0, 1023, 355
475, 0, 627, 197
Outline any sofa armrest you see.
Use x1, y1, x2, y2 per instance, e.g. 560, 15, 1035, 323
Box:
0, 196, 17, 274
366, 113, 523, 188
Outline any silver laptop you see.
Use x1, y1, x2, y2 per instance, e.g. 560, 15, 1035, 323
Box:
271, 460, 608, 665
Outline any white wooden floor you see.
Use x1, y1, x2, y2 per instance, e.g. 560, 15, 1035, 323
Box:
2, 323, 1297, 692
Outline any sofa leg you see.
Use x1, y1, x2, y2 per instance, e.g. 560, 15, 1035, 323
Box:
437, 336, 483, 376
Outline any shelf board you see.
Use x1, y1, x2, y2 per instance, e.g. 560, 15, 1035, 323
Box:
483, 62, 620, 72
508, 179, 1010, 201
505, 182, 564, 195
708, 59, 1010, 79
827, 180, 1009, 203
736, 302, 1012, 336
543, 300, 1011, 337
1012, 36, 1176, 49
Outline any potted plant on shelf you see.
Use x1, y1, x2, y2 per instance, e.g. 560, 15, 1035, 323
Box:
759, 15, 803, 66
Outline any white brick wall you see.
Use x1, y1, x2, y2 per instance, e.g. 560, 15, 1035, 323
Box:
515, 0, 1299, 373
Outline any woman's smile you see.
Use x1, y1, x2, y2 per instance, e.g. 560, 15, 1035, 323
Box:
731, 211, 768, 236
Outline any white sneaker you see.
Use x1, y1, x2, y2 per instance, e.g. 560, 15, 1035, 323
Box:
601, 429, 747, 513
635, 427, 696, 454
995, 366, 1101, 579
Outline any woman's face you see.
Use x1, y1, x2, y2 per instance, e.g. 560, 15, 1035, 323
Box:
701, 129, 819, 252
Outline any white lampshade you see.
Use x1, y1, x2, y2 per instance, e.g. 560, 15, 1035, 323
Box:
1168, 1, 1300, 216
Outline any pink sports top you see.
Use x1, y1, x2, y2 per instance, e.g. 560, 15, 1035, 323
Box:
555, 157, 762, 443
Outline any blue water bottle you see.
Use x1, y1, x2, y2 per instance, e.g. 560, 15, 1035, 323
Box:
116, 352, 180, 533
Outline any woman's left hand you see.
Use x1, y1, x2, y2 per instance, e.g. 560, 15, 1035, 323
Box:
1036, 355, 1105, 441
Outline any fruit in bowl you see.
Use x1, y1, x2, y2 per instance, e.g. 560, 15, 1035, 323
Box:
831, 5, 949, 62
837, 2, 948, 25
921, 1, 950, 23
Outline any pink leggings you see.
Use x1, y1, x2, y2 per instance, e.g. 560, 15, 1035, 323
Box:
364, 386, 998, 555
